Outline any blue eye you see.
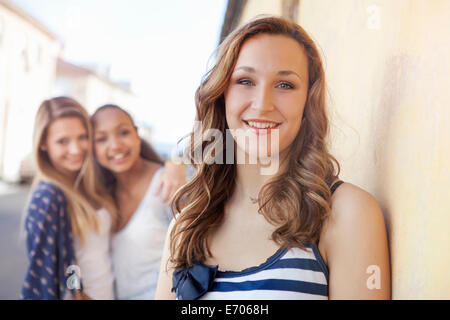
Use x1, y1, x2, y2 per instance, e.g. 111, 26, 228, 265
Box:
277, 82, 294, 89
237, 79, 253, 86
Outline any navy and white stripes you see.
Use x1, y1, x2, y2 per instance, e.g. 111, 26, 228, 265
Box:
172, 180, 343, 300
199, 245, 329, 300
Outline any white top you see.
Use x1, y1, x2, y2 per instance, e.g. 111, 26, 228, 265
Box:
112, 168, 172, 299
73, 208, 115, 300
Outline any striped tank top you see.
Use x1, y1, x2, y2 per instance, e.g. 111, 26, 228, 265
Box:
172, 180, 344, 300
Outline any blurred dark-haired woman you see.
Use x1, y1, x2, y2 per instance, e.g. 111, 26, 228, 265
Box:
91, 104, 185, 299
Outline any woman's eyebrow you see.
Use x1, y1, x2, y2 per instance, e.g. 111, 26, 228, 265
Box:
234, 66, 302, 81
53, 132, 83, 139
277, 70, 302, 81
234, 66, 255, 72
94, 122, 130, 134
53, 134, 69, 140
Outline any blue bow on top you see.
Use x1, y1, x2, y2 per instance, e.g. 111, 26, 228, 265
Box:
172, 263, 219, 300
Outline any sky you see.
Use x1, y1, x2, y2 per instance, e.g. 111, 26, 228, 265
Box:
12, 0, 228, 145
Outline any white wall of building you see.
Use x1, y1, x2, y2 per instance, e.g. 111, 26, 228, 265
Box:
0, 2, 59, 181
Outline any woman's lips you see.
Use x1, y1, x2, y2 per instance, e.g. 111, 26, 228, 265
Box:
243, 119, 281, 135
108, 151, 131, 164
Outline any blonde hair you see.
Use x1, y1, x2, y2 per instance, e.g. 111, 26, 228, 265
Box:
30, 96, 117, 245
170, 16, 340, 268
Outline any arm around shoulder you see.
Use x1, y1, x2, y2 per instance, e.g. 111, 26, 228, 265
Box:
322, 183, 391, 300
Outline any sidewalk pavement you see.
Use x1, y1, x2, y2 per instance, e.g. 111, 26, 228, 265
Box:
0, 180, 29, 197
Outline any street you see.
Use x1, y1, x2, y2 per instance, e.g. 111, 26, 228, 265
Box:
0, 183, 30, 299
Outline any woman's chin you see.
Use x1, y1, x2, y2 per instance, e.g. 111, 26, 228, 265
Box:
102, 162, 133, 174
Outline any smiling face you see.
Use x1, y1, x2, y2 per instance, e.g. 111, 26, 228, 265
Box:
224, 34, 309, 161
42, 117, 89, 178
93, 108, 141, 174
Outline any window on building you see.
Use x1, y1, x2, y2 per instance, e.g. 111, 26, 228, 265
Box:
15, 32, 29, 72
29, 41, 41, 66
37, 44, 42, 64
0, 16, 4, 46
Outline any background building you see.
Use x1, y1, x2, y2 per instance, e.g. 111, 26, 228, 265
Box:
53, 57, 156, 155
0, 0, 227, 299
0, 0, 60, 182
0, 0, 149, 182
221, 0, 450, 299
53, 58, 138, 115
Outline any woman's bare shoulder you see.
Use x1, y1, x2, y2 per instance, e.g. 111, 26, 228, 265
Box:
330, 182, 381, 216
320, 182, 386, 259
320, 182, 391, 299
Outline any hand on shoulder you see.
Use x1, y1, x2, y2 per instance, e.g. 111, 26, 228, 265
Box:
154, 161, 187, 205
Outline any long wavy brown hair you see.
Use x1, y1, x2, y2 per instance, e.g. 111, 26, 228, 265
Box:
30, 97, 117, 245
170, 16, 340, 268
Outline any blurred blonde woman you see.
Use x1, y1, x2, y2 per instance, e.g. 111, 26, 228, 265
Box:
21, 97, 117, 300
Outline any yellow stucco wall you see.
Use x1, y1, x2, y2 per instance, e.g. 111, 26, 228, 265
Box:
237, 0, 450, 299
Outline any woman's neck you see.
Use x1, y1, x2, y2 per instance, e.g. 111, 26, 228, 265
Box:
235, 163, 271, 201
50, 168, 78, 189
234, 150, 289, 203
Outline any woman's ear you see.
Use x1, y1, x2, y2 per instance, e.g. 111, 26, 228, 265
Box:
40, 143, 47, 151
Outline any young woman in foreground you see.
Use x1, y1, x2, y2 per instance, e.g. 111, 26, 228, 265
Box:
21, 97, 116, 299
155, 16, 390, 300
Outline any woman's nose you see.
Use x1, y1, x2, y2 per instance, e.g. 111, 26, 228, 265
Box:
108, 136, 122, 149
68, 140, 83, 155
252, 84, 275, 112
